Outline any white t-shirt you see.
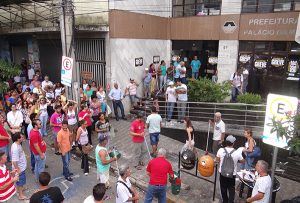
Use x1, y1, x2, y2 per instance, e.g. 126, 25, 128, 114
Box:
7, 110, 23, 127
39, 104, 48, 117
146, 114, 162, 133
243, 69, 249, 81
166, 87, 176, 102
217, 147, 243, 175
213, 120, 225, 141
14, 76, 21, 83
67, 110, 77, 125
28, 68, 35, 80
230, 73, 243, 87
11, 143, 27, 172
126, 83, 137, 96
251, 175, 271, 203
42, 80, 53, 90
176, 84, 188, 101
83, 195, 95, 203
116, 177, 133, 203
180, 66, 186, 78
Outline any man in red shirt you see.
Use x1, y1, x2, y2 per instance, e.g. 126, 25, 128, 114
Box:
30, 119, 47, 181
129, 113, 147, 170
144, 148, 174, 203
0, 152, 18, 202
0, 114, 10, 160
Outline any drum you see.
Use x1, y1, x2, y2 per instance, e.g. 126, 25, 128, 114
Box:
198, 155, 215, 177
181, 149, 196, 170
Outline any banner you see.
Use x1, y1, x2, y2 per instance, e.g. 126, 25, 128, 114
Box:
287, 57, 300, 79
208, 57, 218, 65
239, 54, 251, 64
253, 55, 268, 70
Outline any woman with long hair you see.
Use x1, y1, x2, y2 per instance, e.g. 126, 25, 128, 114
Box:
78, 103, 93, 146
96, 86, 106, 113
181, 117, 196, 155
149, 63, 157, 94
242, 128, 256, 169
157, 60, 167, 91
76, 120, 89, 175
63, 100, 78, 148
95, 113, 110, 149
39, 97, 49, 137
90, 95, 101, 130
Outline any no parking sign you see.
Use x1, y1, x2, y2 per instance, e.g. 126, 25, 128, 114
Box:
61, 56, 73, 87
263, 94, 298, 148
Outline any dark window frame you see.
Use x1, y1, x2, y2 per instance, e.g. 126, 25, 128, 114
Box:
242, 0, 299, 13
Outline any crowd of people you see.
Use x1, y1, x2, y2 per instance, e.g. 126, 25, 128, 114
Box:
0, 59, 273, 203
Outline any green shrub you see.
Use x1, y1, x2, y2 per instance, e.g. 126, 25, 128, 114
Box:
237, 93, 261, 104
188, 78, 231, 102
0, 59, 21, 93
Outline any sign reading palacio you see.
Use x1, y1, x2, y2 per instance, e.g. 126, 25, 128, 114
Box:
239, 12, 299, 41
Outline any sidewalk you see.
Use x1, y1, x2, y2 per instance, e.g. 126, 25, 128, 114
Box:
46, 119, 300, 203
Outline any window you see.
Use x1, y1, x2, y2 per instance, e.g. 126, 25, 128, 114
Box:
242, 0, 298, 13
173, 0, 221, 17
274, 0, 292, 11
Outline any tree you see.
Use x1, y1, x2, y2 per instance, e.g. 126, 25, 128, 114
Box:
0, 59, 21, 93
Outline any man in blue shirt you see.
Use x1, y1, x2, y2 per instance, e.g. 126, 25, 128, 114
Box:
108, 83, 127, 121
191, 56, 201, 79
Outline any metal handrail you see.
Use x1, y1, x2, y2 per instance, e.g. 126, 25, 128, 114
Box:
143, 100, 266, 130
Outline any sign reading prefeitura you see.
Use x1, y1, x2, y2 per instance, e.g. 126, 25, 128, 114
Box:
239, 13, 298, 41
263, 94, 298, 148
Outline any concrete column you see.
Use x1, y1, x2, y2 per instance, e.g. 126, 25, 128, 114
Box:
0, 37, 11, 61
217, 0, 242, 83
27, 36, 40, 68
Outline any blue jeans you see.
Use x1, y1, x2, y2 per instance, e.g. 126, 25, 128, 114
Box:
34, 154, 46, 180
241, 156, 255, 170
167, 102, 175, 120
112, 100, 125, 119
180, 77, 187, 84
193, 72, 199, 79
144, 184, 167, 203
231, 87, 241, 102
61, 152, 71, 178
177, 101, 187, 121
30, 151, 35, 171
39, 114, 48, 136
101, 102, 106, 112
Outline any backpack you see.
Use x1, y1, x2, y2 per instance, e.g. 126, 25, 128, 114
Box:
221, 148, 235, 178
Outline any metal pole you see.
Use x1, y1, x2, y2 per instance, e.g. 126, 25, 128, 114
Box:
213, 163, 218, 201
269, 146, 278, 203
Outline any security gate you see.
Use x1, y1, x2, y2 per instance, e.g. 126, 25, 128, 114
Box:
75, 38, 106, 88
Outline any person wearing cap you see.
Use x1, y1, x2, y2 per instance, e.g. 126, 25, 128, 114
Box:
215, 135, 244, 203
165, 81, 176, 122
108, 83, 127, 121
116, 165, 139, 203
130, 113, 147, 170
143, 68, 152, 99
125, 79, 141, 109
95, 134, 117, 187
209, 112, 226, 155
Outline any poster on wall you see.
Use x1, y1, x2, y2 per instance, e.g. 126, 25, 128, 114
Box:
239, 54, 252, 64
153, 56, 160, 64
253, 55, 268, 70
135, 57, 143, 67
208, 57, 218, 65
269, 56, 286, 74
287, 57, 300, 80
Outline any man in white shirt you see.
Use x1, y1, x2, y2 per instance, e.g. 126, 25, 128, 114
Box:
209, 112, 226, 155
125, 79, 141, 109
11, 132, 27, 200
28, 65, 35, 81
175, 80, 188, 123
146, 107, 162, 158
165, 81, 176, 122
7, 104, 23, 133
246, 160, 271, 203
179, 62, 187, 84
116, 164, 139, 203
242, 67, 249, 94
216, 135, 244, 203
108, 83, 127, 121
41, 75, 53, 91
230, 68, 243, 102
83, 183, 106, 203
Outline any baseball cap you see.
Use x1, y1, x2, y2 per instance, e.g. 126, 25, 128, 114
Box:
130, 78, 134, 81
98, 134, 108, 142
226, 135, 236, 143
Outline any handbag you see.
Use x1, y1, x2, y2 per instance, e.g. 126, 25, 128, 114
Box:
247, 146, 261, 158
82, 144, 93, 154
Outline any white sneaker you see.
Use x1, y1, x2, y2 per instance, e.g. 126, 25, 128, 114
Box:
84, 173, 88, 176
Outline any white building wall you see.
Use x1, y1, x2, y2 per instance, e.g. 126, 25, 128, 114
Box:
217, 0, 242, 83
108, 38, 171, 112
109, 0, 172, 17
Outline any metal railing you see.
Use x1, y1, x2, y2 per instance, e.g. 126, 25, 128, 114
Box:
142, 100, 266, 131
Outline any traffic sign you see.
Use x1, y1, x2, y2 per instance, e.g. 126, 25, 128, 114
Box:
263, 94, 298, 148
61, 56, 73, 87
